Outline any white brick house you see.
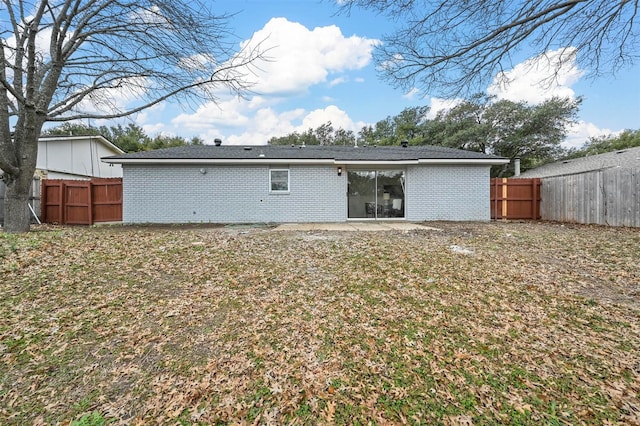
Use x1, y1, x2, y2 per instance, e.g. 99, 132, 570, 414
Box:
102, 144, 508, 224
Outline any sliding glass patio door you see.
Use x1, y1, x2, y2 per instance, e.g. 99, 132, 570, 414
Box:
347, 169, 405, 219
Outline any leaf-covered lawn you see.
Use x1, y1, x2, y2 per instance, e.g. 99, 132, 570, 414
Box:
1, 222, 639, 425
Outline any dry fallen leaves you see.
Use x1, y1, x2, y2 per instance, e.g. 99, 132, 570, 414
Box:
0, 221, 638, 425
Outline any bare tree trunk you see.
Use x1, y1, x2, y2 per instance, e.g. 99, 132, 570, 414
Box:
3, 169, 34, 233
2, 126, 40, 233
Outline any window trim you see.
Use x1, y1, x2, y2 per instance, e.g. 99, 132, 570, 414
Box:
269, 168, 290, 193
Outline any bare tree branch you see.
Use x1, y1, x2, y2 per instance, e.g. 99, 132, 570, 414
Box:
1, 0, 266, 232
340, 0, 639, 96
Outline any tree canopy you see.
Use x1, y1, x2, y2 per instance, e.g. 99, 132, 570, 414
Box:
42, 123, 204, 152
564, 129, 640, 159
269, 95, 582, 176
1, 0, 262, 232
425, 96, 581, 175
340, 0, 639, 96
268, 121, 357, 147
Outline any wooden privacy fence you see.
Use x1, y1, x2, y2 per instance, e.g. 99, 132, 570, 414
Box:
41, 178, 122, 225
491, 178, 541, 220
541, 168, 639, 227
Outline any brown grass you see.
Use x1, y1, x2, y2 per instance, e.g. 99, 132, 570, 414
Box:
1, 221, 638, 425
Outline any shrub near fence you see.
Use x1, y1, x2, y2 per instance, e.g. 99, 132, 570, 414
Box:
541, 168, 640, 227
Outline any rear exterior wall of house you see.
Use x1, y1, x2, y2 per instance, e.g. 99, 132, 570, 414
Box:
123, 164, 347, 223
121, 164, 491, 223
405, 165, 491, 221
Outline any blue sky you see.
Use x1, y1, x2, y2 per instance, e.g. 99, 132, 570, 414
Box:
115, 0, 640, 148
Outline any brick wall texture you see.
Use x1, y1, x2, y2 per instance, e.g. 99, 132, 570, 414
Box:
122, 164, 490, 223
405, 165, 490, 221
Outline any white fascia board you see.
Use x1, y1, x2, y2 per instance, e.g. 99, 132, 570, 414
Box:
335, 160, 419, 165
417, 158, 510, 165
102, 157, 509, 166
91, 136, 124, 154
101, 158, 336, 165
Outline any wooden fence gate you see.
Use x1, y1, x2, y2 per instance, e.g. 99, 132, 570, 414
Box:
491, 178, 541, 220
41, 178, 122, 225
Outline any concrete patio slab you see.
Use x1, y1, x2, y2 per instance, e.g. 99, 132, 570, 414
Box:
273, 222, 440, 232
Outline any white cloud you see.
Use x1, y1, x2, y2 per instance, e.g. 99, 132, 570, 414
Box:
172, 98, 250, 131
426, 97, 463, 119
223, 107, 306, 145
487, 47, 584, 104
200, 107, 305, 145
240, 17, 379, 95
403, 87, 420, 100
564, 121, 620, 149
297, 105, 356, 131
142, 122, 169, 136
483, 48, 625, 149
206, 105, 364, 146
148, 18, 379, 145
329, 77, 347, 87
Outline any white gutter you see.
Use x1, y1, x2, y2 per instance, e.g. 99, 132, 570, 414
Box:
336, 160, 419, 165
417, 158, 509, 165
103, 157, 508, 166
101, 158, 336, 165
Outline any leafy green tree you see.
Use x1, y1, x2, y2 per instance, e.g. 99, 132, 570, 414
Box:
101, 124, 151, 152
299, 128, 319, 146
268, 133, 302, 146
425, 95, 490, 152
190, 137, 205, 146
334, 128, 356, 146
314, 122, 335, 145
393, 106, 430, 144
42, 123, 101, 137
425, 95, 580, 175
269, 122, 356, 146
372, 116, 397, 145
42, 122, 205, 152
565, 129, 640, 158
357, 125, 376, 146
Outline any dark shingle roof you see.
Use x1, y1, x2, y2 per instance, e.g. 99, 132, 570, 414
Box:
103, 144, 507, 163
519, 146, 640, 178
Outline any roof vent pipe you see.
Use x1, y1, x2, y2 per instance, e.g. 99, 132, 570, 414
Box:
514, 157, 521, 177
401, 140, 408, 148
214, 138, 222, 146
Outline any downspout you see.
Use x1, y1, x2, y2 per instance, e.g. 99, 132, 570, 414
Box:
514, 157, 521, 177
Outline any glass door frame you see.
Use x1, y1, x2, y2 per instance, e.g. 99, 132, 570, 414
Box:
346, 168, 406, 220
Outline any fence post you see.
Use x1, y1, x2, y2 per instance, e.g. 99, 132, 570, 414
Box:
88, 180, 94, 226
532, 178, 540, 220
501, 178, 508, 221
40, 180, 47, 223
61, 182, 66, 224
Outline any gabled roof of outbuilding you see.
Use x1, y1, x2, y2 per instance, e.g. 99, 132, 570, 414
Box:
39, 134, 124, 154
102, 144, 508, 165
518, 146, 640, 178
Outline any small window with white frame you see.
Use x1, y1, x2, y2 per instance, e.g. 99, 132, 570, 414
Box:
269, 168, 289, 193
